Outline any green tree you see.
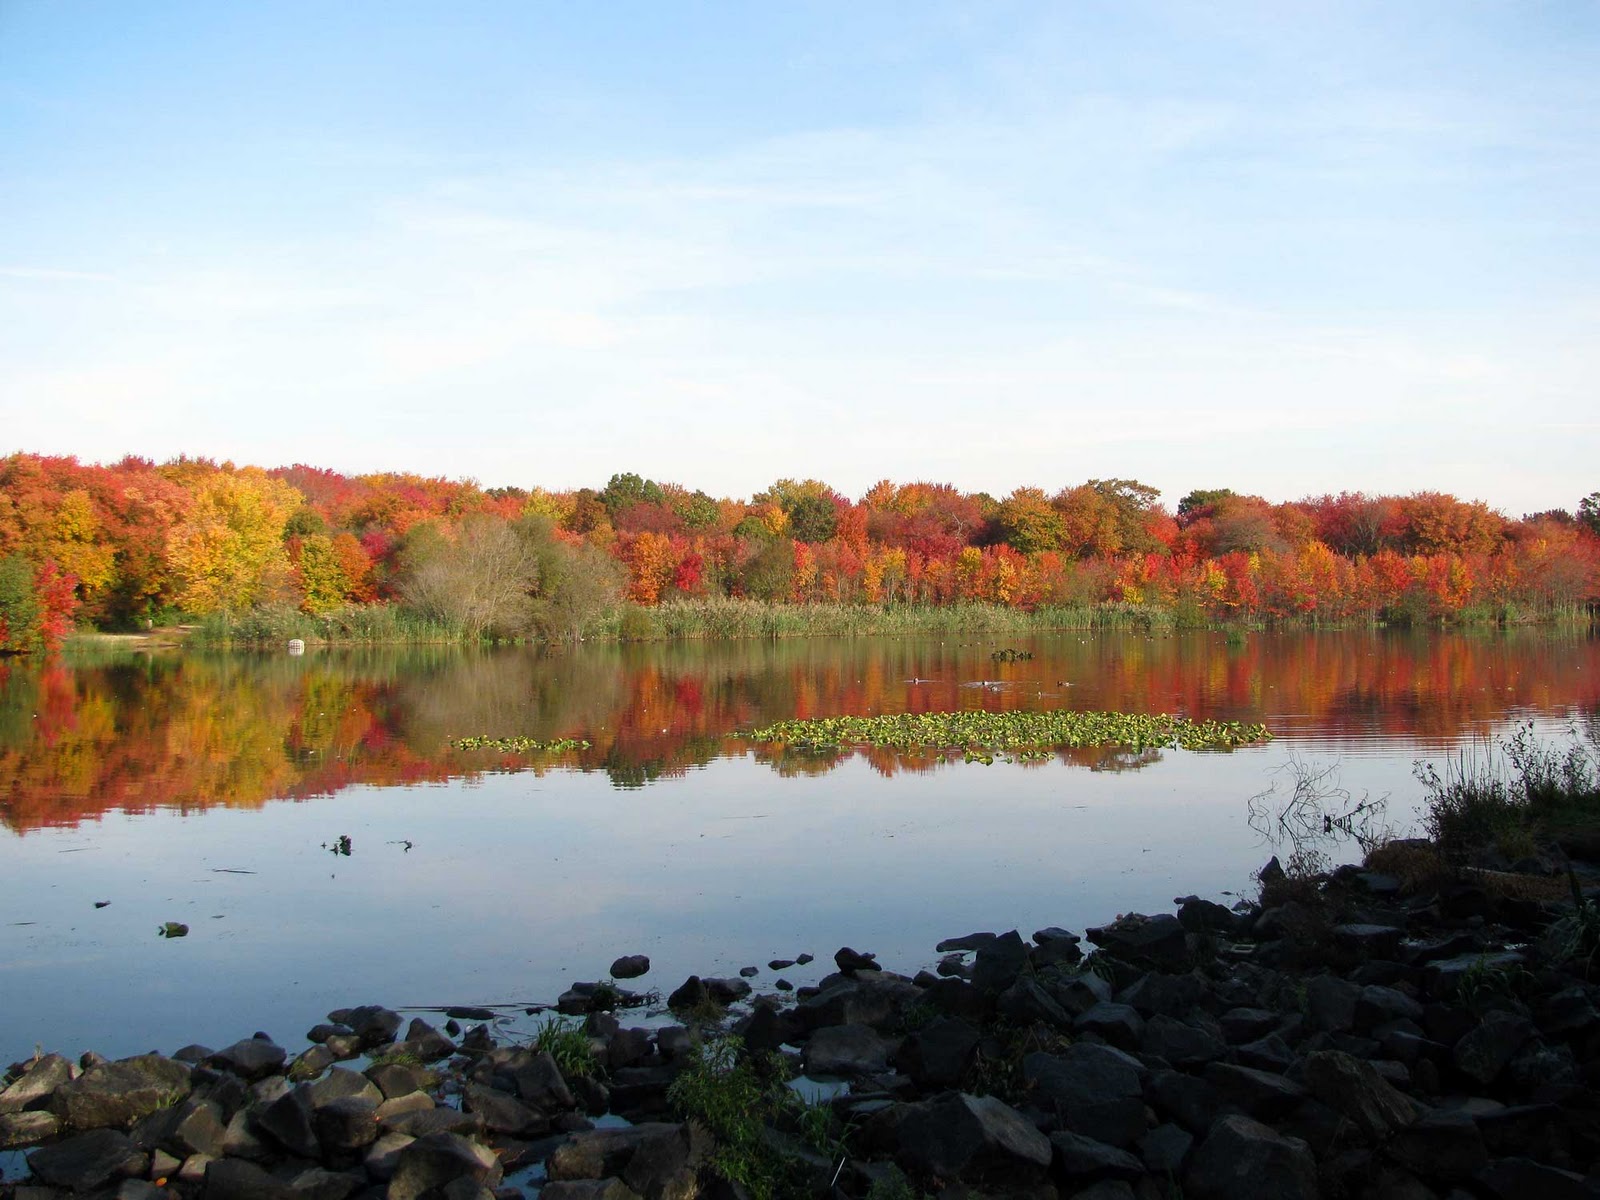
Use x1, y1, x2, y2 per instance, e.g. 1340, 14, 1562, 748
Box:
601, 473, 665, 517
997, 487, 1066, 554
0, 554, 41, 653
519, 518, 625, 640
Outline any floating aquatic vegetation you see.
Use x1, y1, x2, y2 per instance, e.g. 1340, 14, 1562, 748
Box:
451, 735, 592, 753
740, 710, 1271, 755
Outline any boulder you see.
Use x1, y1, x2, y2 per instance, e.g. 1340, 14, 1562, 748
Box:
52, 1055, 193, 1131
386, 1131, 502, 1200
0, 1054, 74, 1114
1383, 1109, 1488, 1182
1453, 1013, 1536, 1087
0, 1110, 59, 1147
27, 1128, 148, 1191
1302, 1050, 1416, 1142
548, 1123, 689, 1180
203, 1157, 296, 1200
893, 1092, 1052, 1178
1048, 1130, 1144, 1183
802, 1024, 889, 1078
970, 931, 1030, 994
1086, 914, 1193, 972
313, 1095, 380, 1153
1024, 1044, 1146, 1147
894, 1017, 979, 1090
1184, 1114, 1318, 1200
207, 1039, 287, 1082
610, 955, 650, 979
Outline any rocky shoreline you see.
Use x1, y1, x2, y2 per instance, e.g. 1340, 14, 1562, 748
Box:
3, 843, 1599, 1200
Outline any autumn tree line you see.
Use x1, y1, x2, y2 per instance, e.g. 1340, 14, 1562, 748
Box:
1, 452, 1598, 651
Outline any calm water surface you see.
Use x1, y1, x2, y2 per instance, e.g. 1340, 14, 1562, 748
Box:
2, 628, 1597, 1063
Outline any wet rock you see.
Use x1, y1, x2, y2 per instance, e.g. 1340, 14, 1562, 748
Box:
795, 975, 921, 1031
1302, 1049, 1416, 1142
606, 1027, 656, 1071
208, 1039, 287, 1082
702, 977, 752, 1005
0, 1054, 74, 1114
738, 965, 759, 978
894, 1017, 979, 1090
1184, 1114, 1318, 1200
1453, 1013, 1536, 1087
610, 956, 650, 980
313, 1095, 380, 1153
804, 1024, 890, 1077
1030, 937, 1084, 968
893, 1092, 1052, 1177
52, 1054, 193, 1131
0, 1109, 60, 1147
1048, 1130, 1144, 1183
222, 1109, 272, 1161
376, 1093, 436, 1124
305, 1025, 353, 1045
665, 977, 711, 1012
385, 1131, 503, 1200
280, 1165, 361, 1200
27, 1128, 148, 1191
834, 947, 879, 974
330, 1006, 402, 1048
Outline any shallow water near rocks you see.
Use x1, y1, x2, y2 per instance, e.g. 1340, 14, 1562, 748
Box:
1, 627, 1596, 1064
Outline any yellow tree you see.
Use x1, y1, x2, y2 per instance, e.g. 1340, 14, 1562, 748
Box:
166, 468, 300, 614
293, 534, 350, 615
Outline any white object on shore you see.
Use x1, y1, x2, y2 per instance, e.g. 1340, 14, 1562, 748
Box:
287, 639, 306, 656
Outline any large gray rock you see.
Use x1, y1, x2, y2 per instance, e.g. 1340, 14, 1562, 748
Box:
548, 1123, 689, 1180
1074, 1002, 1145, 1050
895, 1017, 979, 1090
1304, 975, 1360, 1033
610, 955, 651, 979
1202, 1063, 1307, 1118
313, 1095, 379, 1153
1185, 1114, 1318, 1200
0, 1054, 74, 1114
504, 1049, 574, 1111
1453, 1013, 1536, 1086
795, 975, 922, 1032
1085, 914, 1193, 972
1048, 1130, 1144, 1183
996, 976, 1071, 1028
329, 1005, 402, 1047
306, 1068, 382, 1110
0, 1109, 59, 1147
1141, 1013, 1225, 1068
1024, 1044, 1147, 1147
803, 1024, 889, 1077
256, 1085, 319, 1159
204, 1157, 297, 1200
207, 1039, 287, 1082
52, 1055, 193, 1131
27, 1128, 149, 1191
893, 1092, 1051, 1177
386, 1131, 502, 1200
132, 1096, 228, 1158
541, 1183, 641, 1200
1384, 1109, 1487, 1182
971, 931, 1030, 994
1302, 1050, 1416, 1142
461, 1084, 546, 1137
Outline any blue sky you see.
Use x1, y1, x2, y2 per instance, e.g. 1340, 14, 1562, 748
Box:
2, 1, 1596, 513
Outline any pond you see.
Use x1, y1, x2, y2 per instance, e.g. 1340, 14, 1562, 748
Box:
2, 627, 1597, 1065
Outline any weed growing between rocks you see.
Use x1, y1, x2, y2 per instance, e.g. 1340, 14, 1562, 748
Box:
666, 1036, 847, 1200
531, 1016, 601, 1080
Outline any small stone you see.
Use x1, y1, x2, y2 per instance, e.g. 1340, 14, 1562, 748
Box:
609, 956, 650, 980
